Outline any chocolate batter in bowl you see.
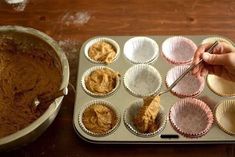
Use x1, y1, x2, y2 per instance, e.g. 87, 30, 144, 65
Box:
0, 26, 69, 151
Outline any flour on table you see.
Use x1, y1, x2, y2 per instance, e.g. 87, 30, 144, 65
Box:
61, 11, 91, 26
58, 39, 81, 85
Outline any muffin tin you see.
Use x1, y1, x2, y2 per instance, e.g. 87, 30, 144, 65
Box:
73, 35, 235, 144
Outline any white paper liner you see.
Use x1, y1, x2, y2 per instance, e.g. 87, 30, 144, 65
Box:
166, 65, 205, 97
84, 37, 120, 64
78, 100, 121, 137
207, 74, 235, 97
123, 37, 159, 64
169, 98, 214, 138
123, 64, 162, 97
124, 100, 167, 137
215, 99, 235, 135
162, 36, 197, 65
81, 66, 120, 97
201, 36, 234, 46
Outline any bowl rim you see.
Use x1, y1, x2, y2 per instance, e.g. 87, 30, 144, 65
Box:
0, 25, 70, 145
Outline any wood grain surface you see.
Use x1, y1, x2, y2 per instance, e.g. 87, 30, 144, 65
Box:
0, 0, 235, 156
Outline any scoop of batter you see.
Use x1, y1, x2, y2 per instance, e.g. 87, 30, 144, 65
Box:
0, 37, 61, 138
133, 95, 160, 133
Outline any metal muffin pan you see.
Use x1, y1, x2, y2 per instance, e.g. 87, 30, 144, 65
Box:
73, 35, 235, 144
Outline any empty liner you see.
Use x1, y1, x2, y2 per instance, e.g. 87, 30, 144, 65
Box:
201, 36, 234, 46
123, 37, 159, 64
81, 66, 120, 97
123, 64, 162, 97
215, 100, 235, 135
207, 74, 235, 97
84, 37, 120, 64
124, 100, 167, 137
162, 36, 197, 65
165, 65, 205, 97
169, 98, 214, 138
78, 100, 120, 137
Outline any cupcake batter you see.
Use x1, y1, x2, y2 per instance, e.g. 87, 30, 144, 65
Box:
0, 37, 61, 138
88, 41, 117, 64
85, 68, 119, 94
82, 104, 117, 134
133, 95, 160, 133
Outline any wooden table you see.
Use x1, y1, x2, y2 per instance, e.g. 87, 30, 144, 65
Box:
1, 0, 235, 156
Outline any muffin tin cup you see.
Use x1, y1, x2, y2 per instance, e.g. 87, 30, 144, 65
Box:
215, 99, 235, 135
207, 74, 235, 97
201, 36, 234, 46
165, 65, 205, 98
123, 64, 162, 97
169, 98, 214, 138
162, 36, 197, 65
124, 100, 167, 137
123, 37, 159, 64
84, 37, 120, 64
81, 66, 121, 97
78, 100, 121, 137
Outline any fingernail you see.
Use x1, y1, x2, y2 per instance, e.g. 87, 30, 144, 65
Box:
202, 53, 210, 61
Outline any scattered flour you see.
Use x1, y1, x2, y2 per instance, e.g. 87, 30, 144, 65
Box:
58, 39, 81, 86
61, 11, 91, 26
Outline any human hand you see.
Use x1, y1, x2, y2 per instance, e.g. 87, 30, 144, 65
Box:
192, 41, 235, 82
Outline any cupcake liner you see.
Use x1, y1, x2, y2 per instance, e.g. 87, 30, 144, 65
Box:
207, 74, 235, 97
123, 64, 162, 97
84, 37, 120, 64
215, 99, 235, 135
169, 98, 214, 138
162, 36, 197, 65
124, 100, 167, 137
81, 66, 120, 97
78, 100, 121, 137
123, 37, 159, 64
165, 65, 205, 98
201, 36, 234, 46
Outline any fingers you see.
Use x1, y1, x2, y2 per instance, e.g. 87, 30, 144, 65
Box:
192, 43, 211, 75
212, 41, 235, 54
202, 52, 235, 66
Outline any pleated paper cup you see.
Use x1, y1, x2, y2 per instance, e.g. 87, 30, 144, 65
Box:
215, 99, 235, 135
165, 65, 205, 98
201, 36, 234, 46
169, 98, 214, 138
123, 37, 159, 64
207, 74, 235, 97
123, 64, 162, 97
78, 100, 121, 137
81, 66, 120, 97
84, 37, 120, 64
124, 100, 167, 137
162, 36, 197, 65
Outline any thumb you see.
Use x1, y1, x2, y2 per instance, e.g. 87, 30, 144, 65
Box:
202, 52, 230, 66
